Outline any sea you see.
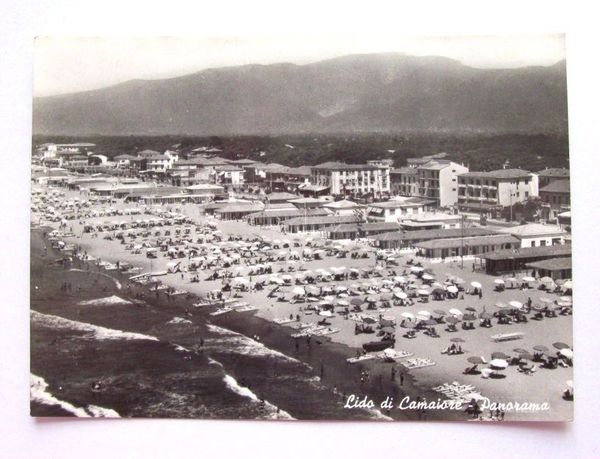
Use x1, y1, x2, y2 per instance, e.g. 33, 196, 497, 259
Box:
30, 229, 404, 421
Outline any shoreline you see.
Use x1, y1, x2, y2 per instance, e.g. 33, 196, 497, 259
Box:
31, 226, 462, 421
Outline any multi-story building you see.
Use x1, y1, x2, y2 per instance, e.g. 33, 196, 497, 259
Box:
390, 167, 419, 196
310, 162, 390, 197
537, 168, 570, 189
457, 169, 539, 212
415, 160, 468, 207
539, 179, 570, 220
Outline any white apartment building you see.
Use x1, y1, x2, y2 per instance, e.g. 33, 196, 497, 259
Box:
310, 162, 390, 197
416, 160, 469, 207
457, 169, 538, 211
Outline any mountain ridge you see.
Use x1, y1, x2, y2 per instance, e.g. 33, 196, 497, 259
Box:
33, 53, 568, 136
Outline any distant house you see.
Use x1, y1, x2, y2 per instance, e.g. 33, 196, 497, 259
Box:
539, 179, 570, 220
322, 199, 363, 216
537, 168, 570, 189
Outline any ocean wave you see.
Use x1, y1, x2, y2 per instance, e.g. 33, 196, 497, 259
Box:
220, 368, 295, 420
86, 405, 120, 418
367, 408, 394, 421
31, 310, 158, 342
30, 374, 90, 417
206, 324, 306, 366
78, 295, 132, 306
69, 268, 122, 289
167, 317, 192, 325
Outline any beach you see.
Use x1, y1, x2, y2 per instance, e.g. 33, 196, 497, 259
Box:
31, 187, 573, 421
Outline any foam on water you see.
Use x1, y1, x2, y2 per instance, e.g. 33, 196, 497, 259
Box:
167, 317, 192, 325
219, 365, 295, 420
367, 408, 394, 421
31, 310, 159, 342
86, 405, 121, 418
78, 295, 132, 306
206, 324, 306, 366
30, 374, 90, 417
69, 268, 122, 289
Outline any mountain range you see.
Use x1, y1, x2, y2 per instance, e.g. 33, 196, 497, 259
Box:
33, 53, 568, 136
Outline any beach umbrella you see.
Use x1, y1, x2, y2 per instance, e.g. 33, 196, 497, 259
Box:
490, 359, 509, 369
450, 337, 465, 343
560, 349, 574, 359
553, 342, 570, 350
533, 345, 549, 352
410, 266, 424, 273
380, 326, 395, 334
433, 309, 446, 316
393, 276, 406, 283
562, 280, 573, 289
463, 313, 477, 321
403, 321, 417, 329
423, 319, 437, 326
454, 278, 465, 285
495, 302, 508, 309
467, 356, 486, 364
362, 317, 377, 324
509, 300, 523, 310
445, 316, 460, 324
418, 289, 431, 296
519, 352, 535, 361
292, 286, 306, 295
422, 273, 434, 281
494, 279, 505, 285
319, 310, 333, 317
449, 308, 463, 316
513, 348, 529, 354
522, 276, 535, 283
506, 277, 517, 283
336, 299, 350, 307
417, 310, 431, 318
380, 293, 393, 301
471, 281, 482, 289
394, 291, 408, 300
491, 352, 510, 360
539, 297, 553, 304
559, 296, 573, 303
401, 312, 415, 320
432, 287, 445, 295
365, 296, 377, 303
540, 276, 553, 284
479, 312, 493, 320
446, 285, 458, 294
465, 307, 477, 312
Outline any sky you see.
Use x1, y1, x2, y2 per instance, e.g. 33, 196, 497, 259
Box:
34, 35, 566, 97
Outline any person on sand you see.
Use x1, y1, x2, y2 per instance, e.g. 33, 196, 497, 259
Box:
478, 289, 483, 299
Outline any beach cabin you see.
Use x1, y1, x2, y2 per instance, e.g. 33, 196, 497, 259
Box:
414, 234, 519, 259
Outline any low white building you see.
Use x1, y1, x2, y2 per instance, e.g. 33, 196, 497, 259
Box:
497, 223, 567, 248
367, 197, 434, 222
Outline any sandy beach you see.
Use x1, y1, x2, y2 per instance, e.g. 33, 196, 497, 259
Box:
32, 186, 573, 421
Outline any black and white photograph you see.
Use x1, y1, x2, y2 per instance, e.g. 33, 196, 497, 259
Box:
28, 34, 576, 423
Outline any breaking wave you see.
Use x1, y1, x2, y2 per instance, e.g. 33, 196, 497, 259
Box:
30, 374, 120, 418
78, 295, 132, 306
206, 324, 306, 366
69, 268, 122, 289
167, 317, 192, 325
219, 365, 295, 420
31, 310, 158, 342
